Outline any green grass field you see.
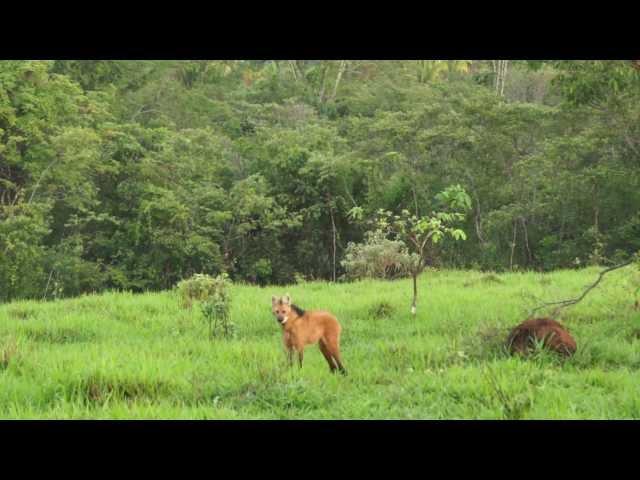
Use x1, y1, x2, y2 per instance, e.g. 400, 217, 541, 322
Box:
1, 267, 639, 419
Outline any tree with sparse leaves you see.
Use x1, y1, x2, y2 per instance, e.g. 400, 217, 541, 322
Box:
350, 185, 471, 315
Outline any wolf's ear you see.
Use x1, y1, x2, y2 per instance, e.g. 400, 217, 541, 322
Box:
272, 295, 278, 305
283, 294, 291, 305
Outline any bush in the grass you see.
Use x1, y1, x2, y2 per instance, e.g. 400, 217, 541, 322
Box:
341, 231, 411, 280
177, 273, 235, 339
177, 273, 221, 309
200, 292, 235, 340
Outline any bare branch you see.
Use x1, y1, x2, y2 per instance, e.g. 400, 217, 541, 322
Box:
28, 158, 60, 204
529, 260, 634, 318
407, 233, 420, 250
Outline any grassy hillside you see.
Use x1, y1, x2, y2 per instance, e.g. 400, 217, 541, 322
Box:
1, 267, 639, 419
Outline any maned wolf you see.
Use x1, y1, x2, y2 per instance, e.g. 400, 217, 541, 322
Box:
271, 294, 346, 375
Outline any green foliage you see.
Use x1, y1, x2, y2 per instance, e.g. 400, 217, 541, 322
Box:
348, 186, 470, 314
371, 185, 471, 269
177, 273, 235, 339
199, 277, 234, 340
176, 273, 222, 309
2, 60, 640, 300
550, 60, 640, 106
341, 230, 411, 280
0, 203, 51, 302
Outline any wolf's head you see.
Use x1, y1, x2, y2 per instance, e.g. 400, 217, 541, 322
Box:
271, 294, 292, 325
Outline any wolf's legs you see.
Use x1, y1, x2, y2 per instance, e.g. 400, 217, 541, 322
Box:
319, 339, 337, 372
286, 348, 294, 367
323, 334, 347, 375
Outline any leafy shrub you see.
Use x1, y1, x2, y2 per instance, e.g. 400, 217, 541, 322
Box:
341, 231, 411, 280
200, 294, 235, 340
176, 273, 223, 309
177, 273, 235, 339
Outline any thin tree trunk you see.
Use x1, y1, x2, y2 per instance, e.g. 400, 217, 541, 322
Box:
502, 61, 509, 95
475, 214, 484, 243
318, 62, 328, 104
330, 61, 348, 101
503, 61, 509, 95
417, 60, 426, 83
42, 269, 55, 300
329, 200, 337, 282
510, 220, 517, 270
593, 181, 599, 235
493, 60, 509, 96
464, 171, 486, 245
521, 217, 532, 265
411, 271, 417, 316
288, 61, 298, 81
593, 181, 601, 263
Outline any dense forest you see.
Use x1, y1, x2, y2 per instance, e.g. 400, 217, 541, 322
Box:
1, 60, 639, 302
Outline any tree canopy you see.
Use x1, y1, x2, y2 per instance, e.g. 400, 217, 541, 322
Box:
1, 60, 639, 302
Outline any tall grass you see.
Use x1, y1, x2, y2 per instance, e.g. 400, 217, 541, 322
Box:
0, 267, 639, 419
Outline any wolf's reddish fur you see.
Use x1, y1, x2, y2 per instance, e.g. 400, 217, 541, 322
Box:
507, 317, 577, 357
272, 295, 346, 375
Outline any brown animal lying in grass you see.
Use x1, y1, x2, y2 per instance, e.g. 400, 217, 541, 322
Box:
271, 294, 346, 375
507, 318, 577, 357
